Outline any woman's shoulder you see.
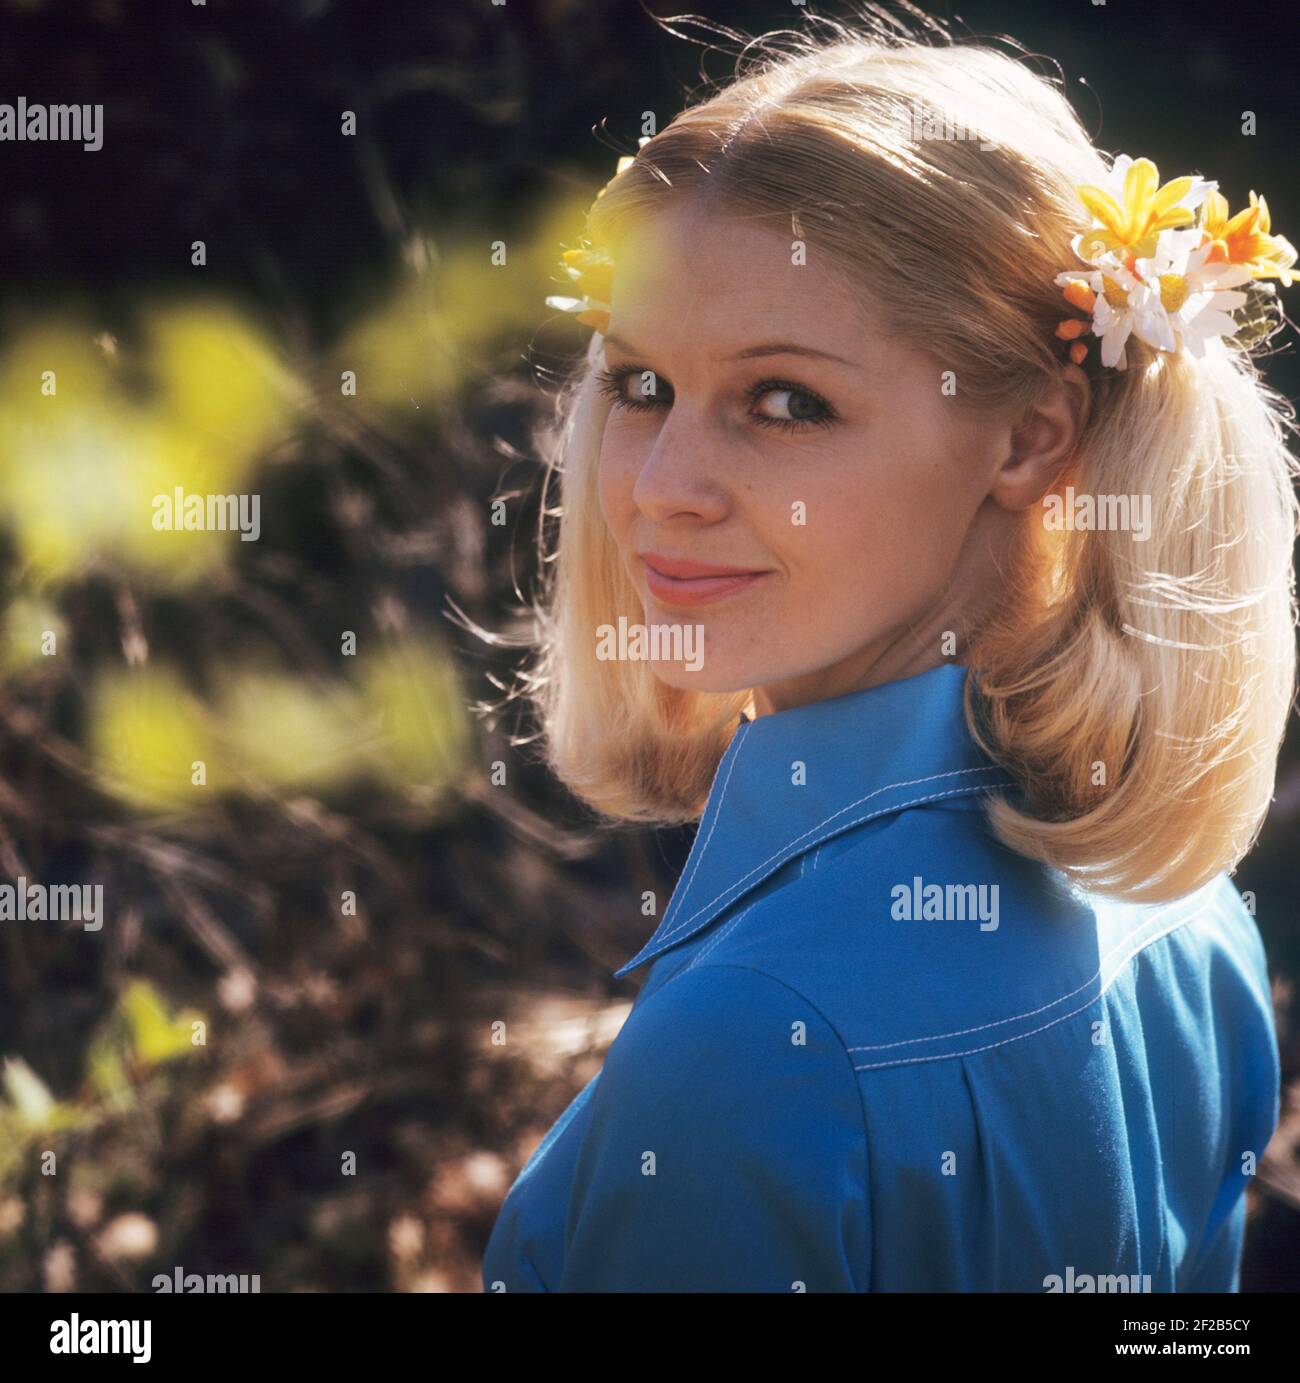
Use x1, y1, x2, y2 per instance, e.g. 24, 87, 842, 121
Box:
571, 873, 1276, 1290
651, 826, 1272, 1084
561, 960, 870, 1290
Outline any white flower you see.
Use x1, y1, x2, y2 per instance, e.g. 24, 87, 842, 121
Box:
1132, 228, 1252, 358
1055, 224, 1251, 368
1055, 259, 1148, 369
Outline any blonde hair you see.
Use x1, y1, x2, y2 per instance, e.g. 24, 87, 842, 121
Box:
515, 11, 1300, 902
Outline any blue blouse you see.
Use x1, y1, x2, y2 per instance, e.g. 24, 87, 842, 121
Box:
482, 662, 1280, 1292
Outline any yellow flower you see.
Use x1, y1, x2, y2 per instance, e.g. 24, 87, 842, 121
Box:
1199, 190, 1297, 286
1075, 156, 1202, 261
560, 245, 614, 305
545, 143, 644, 332
545, 244, 614, 332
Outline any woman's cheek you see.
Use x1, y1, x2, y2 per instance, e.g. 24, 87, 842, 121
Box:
596, 444, 633, 535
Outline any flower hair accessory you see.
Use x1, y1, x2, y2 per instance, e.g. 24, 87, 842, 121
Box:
546, 241, 615, 334
545, 142, 654, 335
1054, 153, 1296, 370
546, 147, 1296, 370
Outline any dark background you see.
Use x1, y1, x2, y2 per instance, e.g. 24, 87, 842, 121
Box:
0, 0, 1295, 1292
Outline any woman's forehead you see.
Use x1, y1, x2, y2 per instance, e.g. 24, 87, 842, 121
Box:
608, 213, 880, 358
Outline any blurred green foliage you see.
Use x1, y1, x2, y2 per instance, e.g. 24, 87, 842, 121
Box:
1, 980, 203, 1190
0, 11, 605, 1282
0, 0, 1294, 1296
0, 305, 298, 584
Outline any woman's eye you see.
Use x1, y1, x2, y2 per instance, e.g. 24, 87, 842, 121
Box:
597, 367, 836, 431
597, 367, 671, 411
747, 380, 837, 430
752, 386, 827, 424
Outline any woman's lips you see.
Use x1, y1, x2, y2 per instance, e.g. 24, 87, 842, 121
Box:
640, 554, 771, 607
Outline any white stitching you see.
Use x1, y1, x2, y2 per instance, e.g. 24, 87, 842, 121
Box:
683, 901, 758, 972
659, 722, 750, 932
851, 907, 1216, 1071
846, 893, 1202, 1052
627, 774, 1010, 969
644, 768, 1010, 953
648, 765, 1008, 950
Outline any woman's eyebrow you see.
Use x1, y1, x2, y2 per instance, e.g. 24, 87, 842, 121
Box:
729, 342, 862, 367
603, 332, 861, 368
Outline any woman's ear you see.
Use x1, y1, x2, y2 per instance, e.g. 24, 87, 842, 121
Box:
987, 363, 1092, 512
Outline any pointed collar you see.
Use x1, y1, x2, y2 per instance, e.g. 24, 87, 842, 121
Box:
613, 662, 1015, 978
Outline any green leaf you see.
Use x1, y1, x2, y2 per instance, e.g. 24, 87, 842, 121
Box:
121, 979, 201, 1067
86, 1033, 134, 1111
1231, 281, 1283, 352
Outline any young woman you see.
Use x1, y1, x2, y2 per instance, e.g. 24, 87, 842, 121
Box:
481, 17, 1297, 1292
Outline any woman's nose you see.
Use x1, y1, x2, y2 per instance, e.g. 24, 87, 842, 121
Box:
630, 407, 732, 524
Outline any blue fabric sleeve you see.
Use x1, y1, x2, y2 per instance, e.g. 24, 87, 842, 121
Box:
557, 962, 871, 1291
1180, 880, 1281, 1290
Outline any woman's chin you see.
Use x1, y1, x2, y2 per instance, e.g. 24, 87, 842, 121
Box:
645, 662, 755, 695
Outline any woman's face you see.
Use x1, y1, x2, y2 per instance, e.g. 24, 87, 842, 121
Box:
596, 203, 1020, 716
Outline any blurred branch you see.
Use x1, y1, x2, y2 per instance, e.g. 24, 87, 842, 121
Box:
460, 776, 597, 861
